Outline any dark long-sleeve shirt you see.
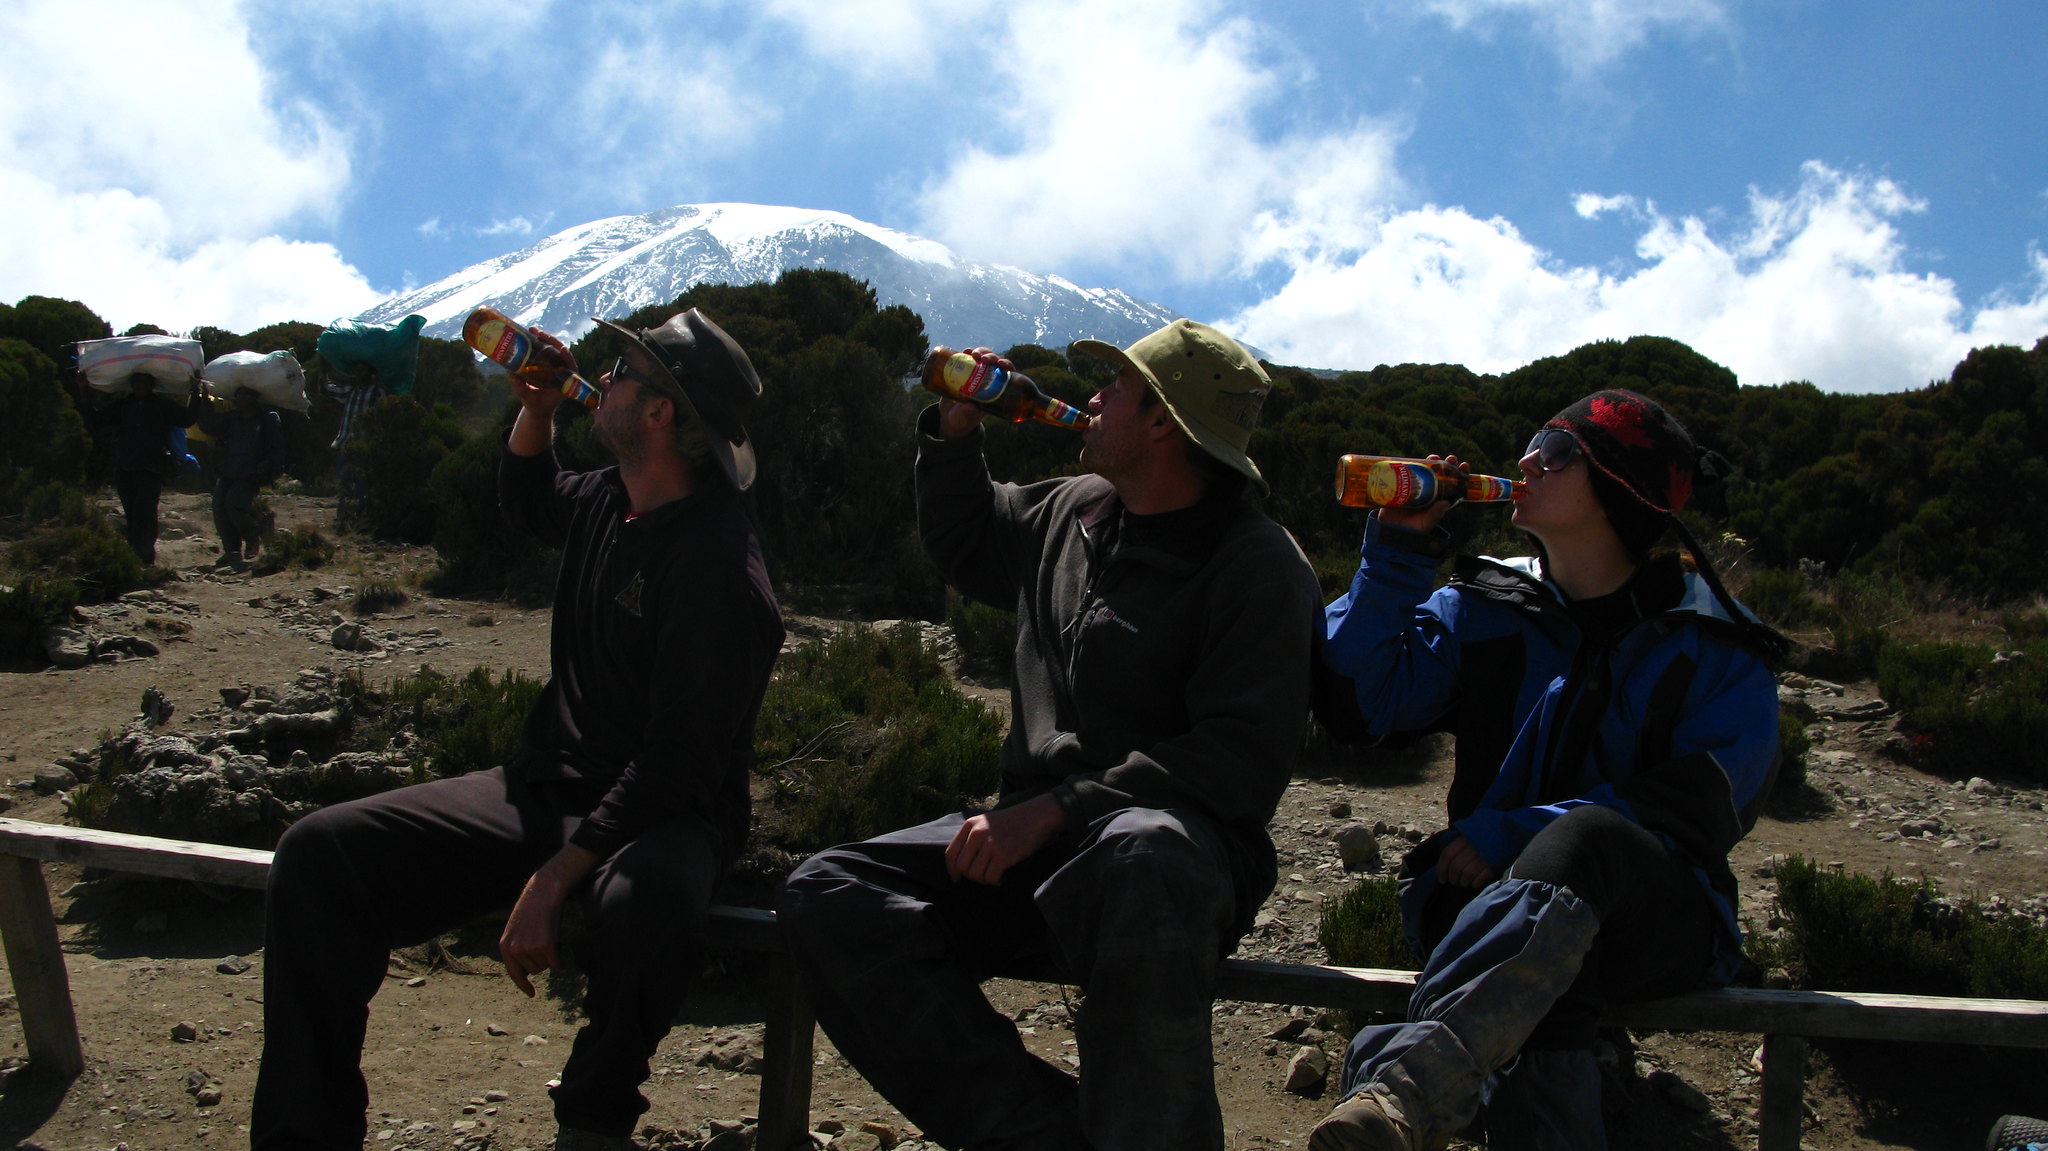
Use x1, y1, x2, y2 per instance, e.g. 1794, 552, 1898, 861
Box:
196, 404, 284, 481
90, 392, 198, 473
914, 405, 1320, 911
498, 441, 784, 862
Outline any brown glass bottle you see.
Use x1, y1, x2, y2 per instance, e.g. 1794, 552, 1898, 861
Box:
920, 346, 1088, 429
463, 307, 600, 408
1334, 454, 1523, 509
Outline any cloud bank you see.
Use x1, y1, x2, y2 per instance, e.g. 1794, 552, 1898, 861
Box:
0, 0, 381, 334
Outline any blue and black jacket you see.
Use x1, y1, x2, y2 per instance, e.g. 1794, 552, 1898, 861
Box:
1321, 513, 1781, 984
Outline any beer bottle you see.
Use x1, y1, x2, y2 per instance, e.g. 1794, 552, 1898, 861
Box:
920, 346, 1088, 430
1334, 454, 1523, 509
462, 307, 600, 408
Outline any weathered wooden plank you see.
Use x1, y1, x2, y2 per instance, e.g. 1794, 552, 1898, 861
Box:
1758, 1034, 1809, 1151
0, 854, 86, 1077
0, 818, 272, 889
1613, 985, 2048, 1047
755, 949, 817, 1151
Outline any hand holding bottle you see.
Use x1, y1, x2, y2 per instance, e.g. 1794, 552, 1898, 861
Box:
935, 347, 1003, 439
1380, 454, 1466, 533
509, 327, 577, 416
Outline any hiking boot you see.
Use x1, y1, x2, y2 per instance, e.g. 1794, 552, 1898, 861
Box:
554, 1126, 640, 1151
1309, 1087, 1416, 1151
1988, 1114, 2048, 1151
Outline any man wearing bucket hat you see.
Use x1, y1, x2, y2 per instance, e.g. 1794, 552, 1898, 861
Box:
782, 320, 1321, 1151
1309, 390, 1786, 1151
253, 310, 785, 1151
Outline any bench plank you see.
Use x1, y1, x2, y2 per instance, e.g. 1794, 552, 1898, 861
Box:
0, 819, 272, 889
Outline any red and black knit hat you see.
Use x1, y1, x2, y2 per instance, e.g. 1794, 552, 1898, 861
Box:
1543, 389, 1696, 555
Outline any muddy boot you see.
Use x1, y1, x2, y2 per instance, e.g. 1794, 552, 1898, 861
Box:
1309, 1084, 1417, 1151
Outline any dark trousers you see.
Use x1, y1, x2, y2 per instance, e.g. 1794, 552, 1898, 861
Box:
113, 468, 163, 564
213, 475, 262, 556
781, 808, 1245, 1151
251, 768, 719, 1149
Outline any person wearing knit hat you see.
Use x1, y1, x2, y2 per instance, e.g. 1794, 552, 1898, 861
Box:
1312, 389, 1785, 1151
782, 320, 1322, 1151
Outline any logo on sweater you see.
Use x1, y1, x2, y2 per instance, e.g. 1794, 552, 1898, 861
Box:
1091, 605, 1140, 635
615, 571, 645, 617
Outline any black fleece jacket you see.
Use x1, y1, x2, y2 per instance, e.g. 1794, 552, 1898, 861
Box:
498, 441, 784, 863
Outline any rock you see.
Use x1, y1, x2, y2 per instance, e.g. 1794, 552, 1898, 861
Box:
39, 624, 91, 668
704, 1128, 753, 1151
1328, 800, 1352, 819
522, 1034, 548, 1046
1648, 1069, 1713, 1113
220, 686, 251, 709
483, 1089, 509, 1102
0, 793, 12, 814
195, 1086, 223, 1107
1753, 853, 1789, 878
171, 1021, 200, 1043
216, 955, 252, 975
1965, 777, 1998, 796
485, 1022, 510, 1036
141, 686, 173, 725
332, 623, 363, 650
1284, 1045, 1329, 1095
1333, 824, 1382, 871
1265, 1017, 1311, 1042
816, 1119, 847, 1136
859, 1121, 901, 1148
33, 765, 78, 795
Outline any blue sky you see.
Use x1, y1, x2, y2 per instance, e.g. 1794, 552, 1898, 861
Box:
3, 0, 2044, 393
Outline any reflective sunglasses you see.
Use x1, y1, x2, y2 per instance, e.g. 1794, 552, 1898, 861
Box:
605, 355, 680, 400
1525, 427, 1580, 472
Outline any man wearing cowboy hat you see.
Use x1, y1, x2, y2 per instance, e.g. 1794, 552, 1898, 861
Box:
252, 310, 785, 1151
781, 320, 1321, 1151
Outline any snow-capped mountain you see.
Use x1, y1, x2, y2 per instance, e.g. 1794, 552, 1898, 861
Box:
357, 203, 1184, 353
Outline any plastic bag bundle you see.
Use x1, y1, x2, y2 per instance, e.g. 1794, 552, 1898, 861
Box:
316, 314, 425, 395
77, 335, 205, 395
203, 350, 310, 412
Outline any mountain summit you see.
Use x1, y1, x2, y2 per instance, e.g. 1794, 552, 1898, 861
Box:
357, 203, 1184, 352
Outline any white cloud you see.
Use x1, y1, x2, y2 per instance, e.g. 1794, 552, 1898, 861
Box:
910, 0, 1405, 288
756, 0, 1005, 80
1409, 0, 1730, 75
0, 0, 380, 332
1224, 163, 2048, 393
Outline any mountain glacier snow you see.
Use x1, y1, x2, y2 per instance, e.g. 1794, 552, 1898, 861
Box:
356, 203, 1185, 353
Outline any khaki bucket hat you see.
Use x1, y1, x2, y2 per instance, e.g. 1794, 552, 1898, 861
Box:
1072, 320, 1272, 494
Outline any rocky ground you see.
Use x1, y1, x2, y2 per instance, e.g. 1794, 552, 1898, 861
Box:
2, 489, 2045, 1151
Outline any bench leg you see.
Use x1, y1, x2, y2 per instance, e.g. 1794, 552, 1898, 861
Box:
0, 855, 86, 1078
755, 948, 816, 1151
1757, 1033, 1807, 1151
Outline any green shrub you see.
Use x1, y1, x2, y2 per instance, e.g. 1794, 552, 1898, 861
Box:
4, 515, 146, 601
252, 528, 336, 575
353, 580, 409, 615
1741, 566, 1836, 632
336, 664, 544, 781
425, 430, 554, 600
946, 596, 1014, 679
343, 396, 465, 543
755, 623, 1002, 854
1319, 874, 1416, 971
1774, 711, 1812, 795
1764, 856, 2048, 1000
0, 576, 81, 658
1877, 639, 2048, 780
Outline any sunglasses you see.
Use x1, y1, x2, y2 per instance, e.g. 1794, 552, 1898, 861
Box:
605, 355, 681, 399
1525, 427, 1580, 473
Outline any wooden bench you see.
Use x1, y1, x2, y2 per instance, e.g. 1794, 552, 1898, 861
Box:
5, 817, 2046, 1151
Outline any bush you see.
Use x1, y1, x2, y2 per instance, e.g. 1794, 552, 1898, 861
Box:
1877, 639, 2048, 781
1763, 856, 2048, 1000
425, 430, 554, 600
946, 596, 1014, 679
335, 664, 545, 781
3, 505, 147, 602
353, 580, 408, 615
1319, 874, 1416, 971
1774, 711, 1812, 796
0, 576, 80, 658
755, 623, 1002, 854
252, 528, 335, 575
343, 396, 465, 543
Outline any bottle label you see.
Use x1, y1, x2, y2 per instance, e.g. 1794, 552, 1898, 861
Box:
941, 353, 1009, 402
470, 318, 531, 372
1366, 461, 1439, 507
1467, 475, 1517, 502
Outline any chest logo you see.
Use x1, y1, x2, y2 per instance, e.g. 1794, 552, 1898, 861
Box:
1091, 605, 1141, 635
615, 571, 645, 618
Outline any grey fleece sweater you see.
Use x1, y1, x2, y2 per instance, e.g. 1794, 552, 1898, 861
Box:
914, 405, 1321, 916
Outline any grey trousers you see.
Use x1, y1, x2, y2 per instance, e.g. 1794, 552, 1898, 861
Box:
780, 807, 1247, 1151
